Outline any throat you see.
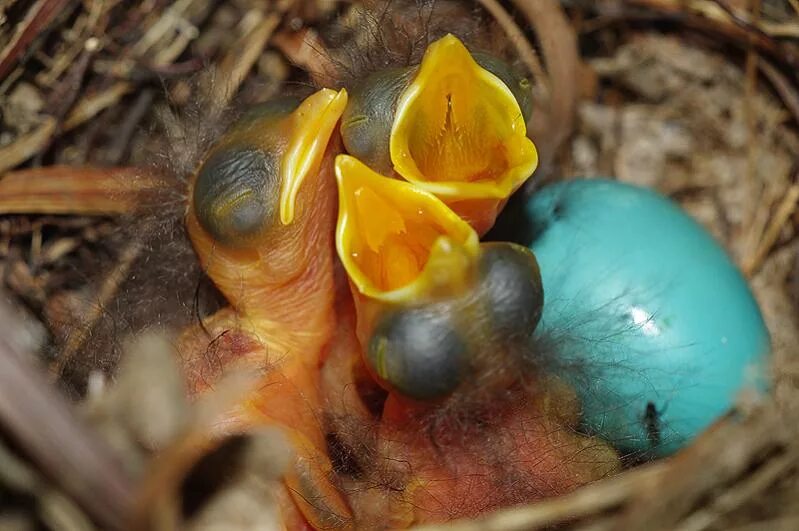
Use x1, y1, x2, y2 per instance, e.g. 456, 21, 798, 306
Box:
420, 113, 507, 184
240, 254, 337, 359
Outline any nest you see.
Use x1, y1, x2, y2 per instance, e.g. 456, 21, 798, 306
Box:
0, 0, 797, 530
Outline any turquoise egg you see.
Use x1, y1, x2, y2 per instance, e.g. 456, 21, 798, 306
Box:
524, 179, 770, 457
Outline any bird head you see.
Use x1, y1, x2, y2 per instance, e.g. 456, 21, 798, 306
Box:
340, 34, 537, 234
335, 154, 545, 402
185, 88, 348, 337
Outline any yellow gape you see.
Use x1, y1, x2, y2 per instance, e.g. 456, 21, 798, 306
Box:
340, 34, 538, 234
390, 35, 538, 233
335, 154, 479, 304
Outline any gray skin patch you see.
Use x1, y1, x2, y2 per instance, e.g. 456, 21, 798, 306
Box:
472, 51, 533, 125
340, 66, 414, 175
193, 147, 280, 246
368, 307, 467, 400
478, 242, 544, 339
366, 243, 544, 402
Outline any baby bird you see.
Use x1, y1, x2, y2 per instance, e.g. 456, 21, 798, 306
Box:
178, 88, 355, 528
329, 152, 618, 527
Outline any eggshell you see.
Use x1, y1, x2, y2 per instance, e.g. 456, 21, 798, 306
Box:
525, 179, 770, 457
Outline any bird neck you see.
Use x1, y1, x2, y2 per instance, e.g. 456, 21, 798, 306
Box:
240, 246, 337, 360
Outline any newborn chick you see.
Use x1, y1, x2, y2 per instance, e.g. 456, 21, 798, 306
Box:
326, 156, 619, 527
178, 88, 355, 529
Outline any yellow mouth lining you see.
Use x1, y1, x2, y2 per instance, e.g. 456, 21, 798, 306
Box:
279, 88, 348, 225
389, 34, 538, 200
335, 155, 479, 302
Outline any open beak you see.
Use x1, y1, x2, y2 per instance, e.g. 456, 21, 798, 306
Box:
389, 34, 538, 234
279, 88, 348, 225
335, 154, 479, 304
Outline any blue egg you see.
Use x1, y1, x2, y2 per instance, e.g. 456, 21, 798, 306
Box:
524, 179, 770, 457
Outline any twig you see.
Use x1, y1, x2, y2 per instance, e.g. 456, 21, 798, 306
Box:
758, 59, 799, 126
710, 0, 770, 42
62, 81, 133, 131
616, 408, 789, 531
272, 27, 340, 87
210, 12, 280, 106
476, 0, 547, 96
758, 21, 799, 39
130, 0, 198, 57
509, 0, 580, 174
742, 0, 765, 269
0, 0, 73, 80
58, 0, 209, 135
26, 39, 106, 161
728, 515, 799, 531
742, 182, 799, 276
44, 0, 229, 152
0, 117, 57, 174
415, 403, 791, 531
131, 369, 265, 530
0, 307, 134, 530
413, 464, 668, 531
676, 448, 799, 531
623, 0, 799, 70
34, 0, 108, 88
0, 166, 159, 215
105, 89, 156, 165
46, 39, 102, 122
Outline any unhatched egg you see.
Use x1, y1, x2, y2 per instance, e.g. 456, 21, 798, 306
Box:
524, 179, 770, 457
